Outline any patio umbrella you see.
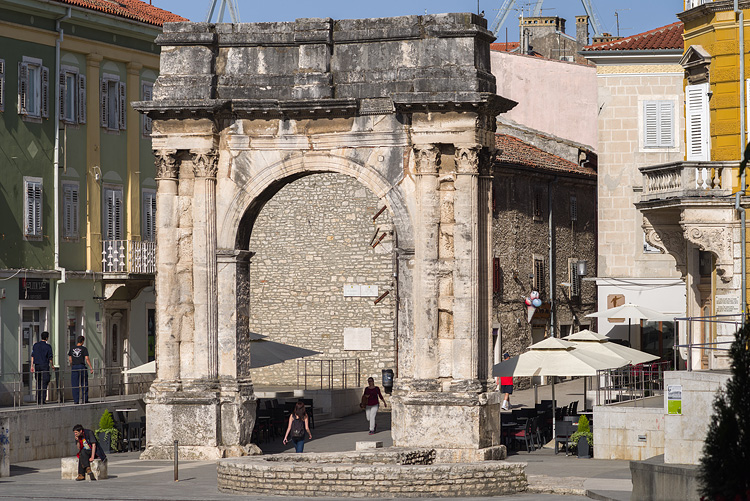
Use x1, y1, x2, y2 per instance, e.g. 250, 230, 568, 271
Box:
123, 361, 155, 374
492, 337, 627, 443
585, 303, 674, 346
248, 332, 320, 369
562, 329, 659, 409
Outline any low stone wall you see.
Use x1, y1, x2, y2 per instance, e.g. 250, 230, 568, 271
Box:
630, 454, 699, 501
218, 448, 527, 497
0, 399, 143, 463
593, 396, 665, 461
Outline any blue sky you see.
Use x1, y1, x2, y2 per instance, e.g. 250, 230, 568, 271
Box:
151, 0, 683, 43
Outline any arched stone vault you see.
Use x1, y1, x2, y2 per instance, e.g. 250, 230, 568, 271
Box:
135, 13, 516, 462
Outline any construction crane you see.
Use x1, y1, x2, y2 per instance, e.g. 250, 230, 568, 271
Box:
205, 0, 240, 22
491, 0, 604, 37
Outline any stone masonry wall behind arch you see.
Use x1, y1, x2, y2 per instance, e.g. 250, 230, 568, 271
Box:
246, 173, 396, 387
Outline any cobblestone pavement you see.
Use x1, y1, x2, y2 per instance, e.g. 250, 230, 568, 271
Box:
0, 381, 630, 500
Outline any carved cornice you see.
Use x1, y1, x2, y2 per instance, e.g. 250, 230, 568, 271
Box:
154, 149, 179, 180
413, 144, 441, 175
455, 145, 481, 175
682, 225, 734, 283
192, 150, 219, 179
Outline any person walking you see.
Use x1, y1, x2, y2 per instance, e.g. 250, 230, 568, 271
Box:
68, 336, 93, 404
72, 424, 106, 481
500, 352, 513, 410
30, 331, 54, 404
363, 376, 387, 435
283, 401, 312, 453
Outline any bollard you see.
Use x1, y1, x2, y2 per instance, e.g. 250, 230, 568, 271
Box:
174, 440, 178, 482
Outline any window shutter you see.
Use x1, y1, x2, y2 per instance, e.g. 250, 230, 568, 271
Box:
25, 182, 35, 235
71, 185, 79, 236
114, 189, 123, 239
18, 62, 29, 115
570, 262, 581, 297
105, 188, 124, 240
118, 81, 127, 130
100, 78, 108, 128
142, 82, 153, 136
492, 257, 501, 294
686, 83, 709, 161
63, 184, 79, 238
0, 59, 5, 112
644, 101, 658, 147
658, 101, 674, 147
59, 71, 66, 119
143, 191, 156, 241
534, 258, 545, 295
78, 74, 86, 124
41, 66, 49, 118
745, 78, 750, 139
25, 180, 42, 237
33, 182, 42, 236
570, 195, 577, 221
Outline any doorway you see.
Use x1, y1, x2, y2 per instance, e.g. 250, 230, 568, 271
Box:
21, 308, 43, 400
106, 310, 127, 393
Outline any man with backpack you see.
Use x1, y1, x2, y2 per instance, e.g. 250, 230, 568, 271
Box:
72, 424, 106, 480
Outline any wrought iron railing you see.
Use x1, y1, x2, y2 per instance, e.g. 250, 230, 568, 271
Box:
102, 240, 156, 274
296, 359, 360, 390
0, 366, 153, 408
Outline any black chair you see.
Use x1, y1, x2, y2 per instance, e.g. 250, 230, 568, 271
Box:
568, 400, 579, 417
513, 418, 535, 453
126, 422, 144, 451
301, 398, 315, 429
554, 421, 576, 455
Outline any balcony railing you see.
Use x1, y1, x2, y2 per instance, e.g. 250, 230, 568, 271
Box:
640, 161, 736, 203
102, 240, 156, 274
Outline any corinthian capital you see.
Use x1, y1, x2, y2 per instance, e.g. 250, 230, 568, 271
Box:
192, 149, 219, 178
455, 144, 481, 175
413, 144, 441, 174
154, 149, 179, 180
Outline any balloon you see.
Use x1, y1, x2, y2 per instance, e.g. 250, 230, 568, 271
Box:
524, 298, 532, 306
530, 291, 540, 299
532, 298, 542, 307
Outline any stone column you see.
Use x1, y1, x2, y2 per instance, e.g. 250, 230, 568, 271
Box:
153, 149, 181, 383
191, 149, 219, 380
412, 144, 441, 382
453, 144, 481, 383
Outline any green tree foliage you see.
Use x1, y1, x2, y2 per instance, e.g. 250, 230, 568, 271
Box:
698, 322, 750, 500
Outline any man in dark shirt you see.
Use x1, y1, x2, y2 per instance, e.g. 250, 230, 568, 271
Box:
73, 424, 106, 480
67, 336, 93, 404
30, 331, 54, 404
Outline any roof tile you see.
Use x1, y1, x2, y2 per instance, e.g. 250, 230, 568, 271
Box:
583, 21, 683, 52
494, 134, 596, 177
54, 0, 186, 27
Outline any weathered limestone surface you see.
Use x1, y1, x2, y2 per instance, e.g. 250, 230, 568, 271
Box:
135, 13, 515, 460
217, 449, 525, 497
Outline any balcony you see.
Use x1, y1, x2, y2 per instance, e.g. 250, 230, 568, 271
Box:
639, 161, 737, 205
102, 240, 156, 275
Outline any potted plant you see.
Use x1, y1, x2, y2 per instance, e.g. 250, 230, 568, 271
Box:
95, 410, 120, 453
569, 414, 593, 458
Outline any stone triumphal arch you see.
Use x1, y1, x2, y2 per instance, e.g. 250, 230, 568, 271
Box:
135, 13, 515, 462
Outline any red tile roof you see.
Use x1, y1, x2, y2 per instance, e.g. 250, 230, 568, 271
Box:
490, 42, 520, 52
494, 134, 596, 177
54, 0, 186, 27
583, 21, 683, 51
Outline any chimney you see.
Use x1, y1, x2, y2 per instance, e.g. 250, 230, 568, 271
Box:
576, 15, 589, 47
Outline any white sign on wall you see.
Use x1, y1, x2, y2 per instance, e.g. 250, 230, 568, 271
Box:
343, 327, 372, 351
360, 285, 379, 297
343, 285, 361, 297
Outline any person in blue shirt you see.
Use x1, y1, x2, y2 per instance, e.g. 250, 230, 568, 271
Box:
30, 331, 54, 404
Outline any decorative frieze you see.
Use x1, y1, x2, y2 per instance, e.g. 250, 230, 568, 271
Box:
192, 149, 219, 178
413, 144, 441, 174
154, 149, 179, 180
455, 145, 481, 175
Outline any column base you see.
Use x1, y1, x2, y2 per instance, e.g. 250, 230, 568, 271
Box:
390, 379, 503, 462
143, 378, 257, 459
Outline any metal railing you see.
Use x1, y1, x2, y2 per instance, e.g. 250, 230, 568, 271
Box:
640, 161, 735, 202
674, 313, 739, 371
0, 366, 153, 409
102, 240, 156, 274
296, 359, 360, 390
596, 360, 671, 406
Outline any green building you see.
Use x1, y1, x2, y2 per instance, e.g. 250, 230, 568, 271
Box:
0, 0, 183, 404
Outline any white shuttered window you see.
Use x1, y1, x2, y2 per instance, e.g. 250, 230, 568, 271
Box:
686, 83, 710, 161
643, 100, 674, 148
103, 187, 123, 241
100, 74, 125, 131
24, 177, 43, 238
62, 182, 79, 239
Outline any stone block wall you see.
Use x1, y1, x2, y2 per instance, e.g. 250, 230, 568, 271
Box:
593, 397, 665, 460
492, 169, 597, 362
218, 451, 527, 497
247, 173, 396, 386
